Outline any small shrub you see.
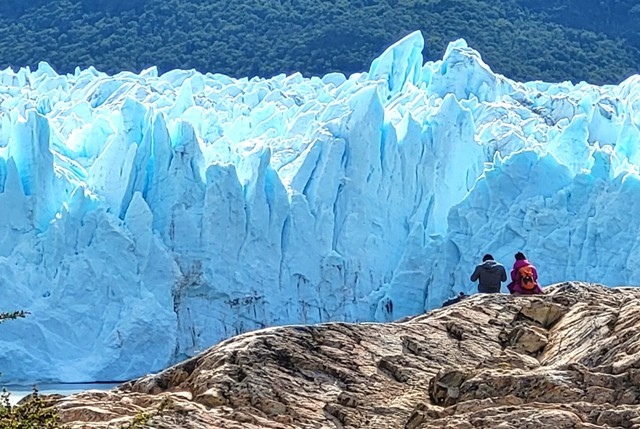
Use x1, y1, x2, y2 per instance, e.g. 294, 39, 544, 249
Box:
0, 387, 62, 429
120, 396, 174, 429
0, 311, 63, 428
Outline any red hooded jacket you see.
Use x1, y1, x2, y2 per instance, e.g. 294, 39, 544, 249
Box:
507, 259, 543, 294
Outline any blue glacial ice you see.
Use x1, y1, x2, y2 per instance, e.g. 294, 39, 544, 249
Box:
1, 31, 640, 383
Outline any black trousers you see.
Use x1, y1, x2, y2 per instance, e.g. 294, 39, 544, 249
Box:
478, 285, 501, 293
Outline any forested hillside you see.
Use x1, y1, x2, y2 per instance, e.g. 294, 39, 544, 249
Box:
517, 0, 640, 47
0, 0, 637, 84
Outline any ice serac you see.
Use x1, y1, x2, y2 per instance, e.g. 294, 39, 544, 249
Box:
0, 30, 639, 383
369, 30, 424, 98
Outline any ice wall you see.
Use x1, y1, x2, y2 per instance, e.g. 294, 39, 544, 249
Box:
0, 31, 639, 383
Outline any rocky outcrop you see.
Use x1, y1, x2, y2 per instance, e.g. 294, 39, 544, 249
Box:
52, 283, 640, 428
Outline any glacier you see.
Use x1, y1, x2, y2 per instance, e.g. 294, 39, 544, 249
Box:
1, 30, 640, 383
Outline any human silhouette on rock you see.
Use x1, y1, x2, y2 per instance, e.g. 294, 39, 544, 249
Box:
470, 254, 507, 294
507, 252, 543, 295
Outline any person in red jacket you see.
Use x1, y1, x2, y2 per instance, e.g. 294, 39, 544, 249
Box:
507, 252, 543, 295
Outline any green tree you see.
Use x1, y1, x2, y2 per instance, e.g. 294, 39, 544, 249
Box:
0, 311, 62, 429
0, 0, 636, 86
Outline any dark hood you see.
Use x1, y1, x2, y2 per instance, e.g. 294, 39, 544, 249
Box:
481, 260, 503, 273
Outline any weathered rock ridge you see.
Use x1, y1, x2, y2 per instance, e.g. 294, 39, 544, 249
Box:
52, 283, 640, 428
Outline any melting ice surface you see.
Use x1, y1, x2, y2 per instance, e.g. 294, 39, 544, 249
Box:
1, 30, 639, 383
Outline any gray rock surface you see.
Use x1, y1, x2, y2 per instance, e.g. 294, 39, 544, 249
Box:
52, 283, 640, 428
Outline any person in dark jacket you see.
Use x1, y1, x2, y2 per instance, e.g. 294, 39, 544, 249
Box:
470, 254, 507, 293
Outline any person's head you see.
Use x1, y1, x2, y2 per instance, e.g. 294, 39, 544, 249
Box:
482, 254, 494, 262
515, 252, 526, 261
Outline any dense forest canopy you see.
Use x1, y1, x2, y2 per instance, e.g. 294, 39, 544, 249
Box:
0, 0, 638, 84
